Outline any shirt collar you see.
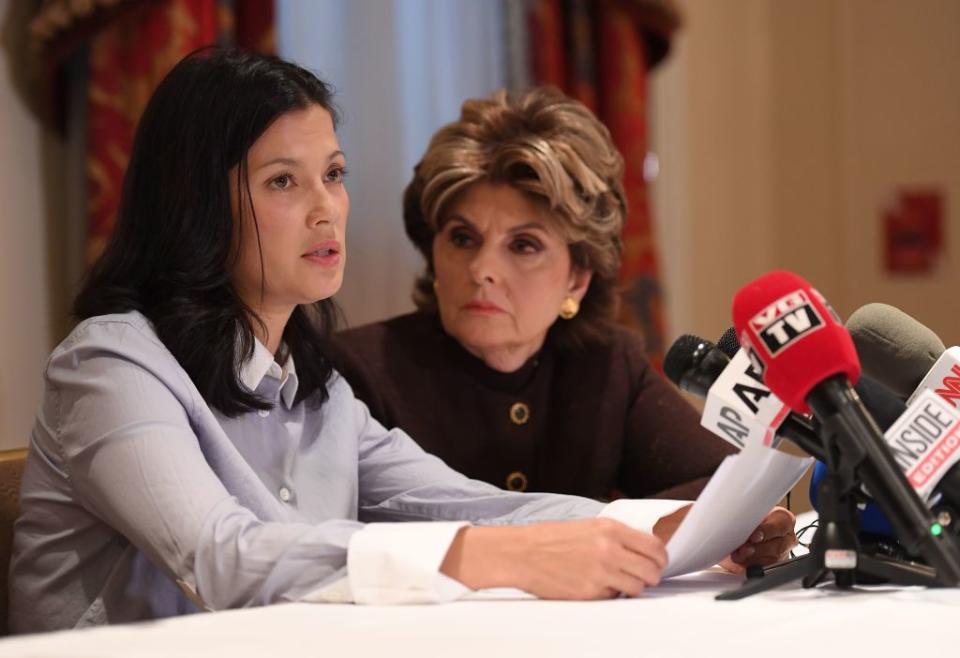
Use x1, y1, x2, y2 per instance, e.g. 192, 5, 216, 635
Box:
238, 338, 299, 409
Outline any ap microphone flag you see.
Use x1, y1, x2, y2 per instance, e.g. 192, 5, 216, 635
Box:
732, 271, 860, 415
700, 349, 792, 449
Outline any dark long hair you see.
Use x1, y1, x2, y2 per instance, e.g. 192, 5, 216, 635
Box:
75, 48, 340, 416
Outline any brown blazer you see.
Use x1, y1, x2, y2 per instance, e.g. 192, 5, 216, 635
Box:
327, 312, 735, 501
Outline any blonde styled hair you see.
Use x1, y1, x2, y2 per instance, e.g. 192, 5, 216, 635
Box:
403, 87, 627, 350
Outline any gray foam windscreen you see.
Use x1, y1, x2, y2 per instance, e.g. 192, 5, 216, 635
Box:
845, 302, 945, 398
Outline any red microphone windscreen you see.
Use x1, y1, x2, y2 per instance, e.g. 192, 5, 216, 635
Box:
732, 271, 860, 414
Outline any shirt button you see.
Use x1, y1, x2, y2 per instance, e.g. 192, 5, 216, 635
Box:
509, 402, 530, 425
279, 486, 292, 503
258, 409, 270, 418
505, 471, 528, 492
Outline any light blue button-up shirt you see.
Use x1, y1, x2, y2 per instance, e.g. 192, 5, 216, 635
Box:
10, 312, 608, 632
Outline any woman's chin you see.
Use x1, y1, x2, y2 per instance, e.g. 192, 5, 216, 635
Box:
304, 277, 344, 303
452, 321, 510, 344
455, 330, 538, 360
300, 290, 340, 306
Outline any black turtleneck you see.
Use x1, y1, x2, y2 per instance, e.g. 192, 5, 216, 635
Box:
326, 311, 734, 501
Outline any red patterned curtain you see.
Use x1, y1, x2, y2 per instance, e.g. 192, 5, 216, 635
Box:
31, 0, 275, 263
527, 0, 678, 368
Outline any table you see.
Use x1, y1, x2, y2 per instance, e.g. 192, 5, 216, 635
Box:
1, 567, 955, 658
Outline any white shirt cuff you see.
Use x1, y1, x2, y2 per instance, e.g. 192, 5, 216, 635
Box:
305, 521, 473, 605
598, 499, 690, 533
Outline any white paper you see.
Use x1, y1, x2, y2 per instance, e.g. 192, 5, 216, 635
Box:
662, 442, 813, 578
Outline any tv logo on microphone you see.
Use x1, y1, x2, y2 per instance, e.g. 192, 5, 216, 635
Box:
749, 290, 824, 356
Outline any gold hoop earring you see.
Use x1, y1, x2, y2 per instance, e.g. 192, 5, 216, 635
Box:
559, 296, 579, 320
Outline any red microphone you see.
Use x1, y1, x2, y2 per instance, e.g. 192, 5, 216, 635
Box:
732, 271, 859, 414
732, 270, 960, 583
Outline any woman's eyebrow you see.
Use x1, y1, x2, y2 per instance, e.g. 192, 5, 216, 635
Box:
445, 214, 476, 230
509, 222, 546, 233
255, 151, 345, 171
446, 216, 547, 234
255, 157, 299, 171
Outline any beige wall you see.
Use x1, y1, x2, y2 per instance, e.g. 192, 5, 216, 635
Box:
653, 0, 960, 346
652, 0, 777, 342
651, 0, 960, 510
837, 0, 960, 345
0, 0, 79, 451
0, 23, 53, 450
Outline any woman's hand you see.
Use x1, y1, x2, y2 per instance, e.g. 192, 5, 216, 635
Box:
721, 506, 797, 574
651, 503, 797, 574
440, 518, 668, 599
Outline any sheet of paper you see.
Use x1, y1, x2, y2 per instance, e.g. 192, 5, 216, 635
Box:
662, 443, 813, 578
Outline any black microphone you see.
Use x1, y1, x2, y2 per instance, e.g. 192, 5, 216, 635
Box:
716, 326, 741, 359
664, 334, 731, 398
664, 333, 826, 460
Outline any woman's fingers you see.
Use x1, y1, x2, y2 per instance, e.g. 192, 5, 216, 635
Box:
719, 556, 746, 574
615, 545, 663, 588
757, 506, 796, 538
729, 530, 797, 566
617, 522, 669, 570
723, 506, 798, 570
511, 518, 669, 600
607, 569, 652, 598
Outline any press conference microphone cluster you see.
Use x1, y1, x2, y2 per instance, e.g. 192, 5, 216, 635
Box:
732, 271, 960, 585
711, 324, 946, 543
664, 303, 960, 530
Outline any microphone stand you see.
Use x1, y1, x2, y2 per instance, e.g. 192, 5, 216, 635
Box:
717, 474, 939, 600
718, 376, 960, 600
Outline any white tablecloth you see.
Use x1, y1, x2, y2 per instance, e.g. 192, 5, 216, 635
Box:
1, 568, 955, 658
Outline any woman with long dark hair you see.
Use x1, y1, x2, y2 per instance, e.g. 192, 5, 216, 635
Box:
10, 48, 791, 633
